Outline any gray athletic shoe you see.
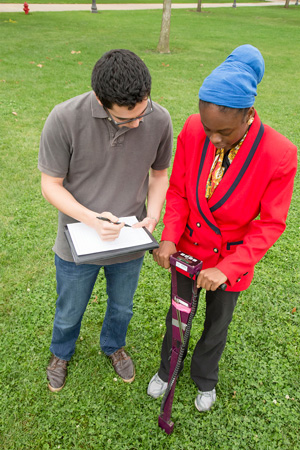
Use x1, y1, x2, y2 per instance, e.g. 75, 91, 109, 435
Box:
195, 388, 216, 412
147, 372, 168, 399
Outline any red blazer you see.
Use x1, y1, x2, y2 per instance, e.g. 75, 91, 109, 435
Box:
161, 112, 297, 291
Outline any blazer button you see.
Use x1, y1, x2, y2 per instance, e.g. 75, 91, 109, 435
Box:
236, 277, 241, 282
196, 222, 201, 228
213, 248, 219, 253
194, 243, 199, 246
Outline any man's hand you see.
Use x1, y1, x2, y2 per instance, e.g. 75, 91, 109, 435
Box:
152, 240, 177, 269
93, 211, 124, 241
133, 217, 158, 234
197, 267, 227, 291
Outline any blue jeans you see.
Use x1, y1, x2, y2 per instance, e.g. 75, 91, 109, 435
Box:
50, 254, 144, 360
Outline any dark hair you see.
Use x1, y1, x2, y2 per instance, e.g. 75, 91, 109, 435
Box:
91, 49, 151, 109
199, 100, 250, 119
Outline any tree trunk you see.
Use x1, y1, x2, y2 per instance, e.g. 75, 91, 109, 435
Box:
197, 0, 202, 12
157, 0, 172, 53
284, 0, 290, 7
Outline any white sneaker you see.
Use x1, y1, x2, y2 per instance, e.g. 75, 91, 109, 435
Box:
147, 373, 168, 399
194, 388, 216, 412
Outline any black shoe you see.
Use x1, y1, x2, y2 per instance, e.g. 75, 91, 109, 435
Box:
47, 354, 68, 392
109, 348, 135, 383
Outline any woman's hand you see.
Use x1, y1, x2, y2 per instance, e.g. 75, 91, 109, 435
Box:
197, 267, 227, 291
152, 240, 177, 269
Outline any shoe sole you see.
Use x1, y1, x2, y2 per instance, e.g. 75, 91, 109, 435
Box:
48, 381, 65, 392
120, 369, 135, 383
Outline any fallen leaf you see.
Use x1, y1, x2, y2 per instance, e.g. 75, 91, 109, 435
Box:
78, 62, 83, 65
291, 307, 296, 314
29, 61, 35, 64
12, 111, 17, 116
71, 50, 81, 54
37, 64, 43, 68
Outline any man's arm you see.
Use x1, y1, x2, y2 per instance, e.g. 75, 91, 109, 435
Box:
41, 173, 123, 241
134, 168, 169, 233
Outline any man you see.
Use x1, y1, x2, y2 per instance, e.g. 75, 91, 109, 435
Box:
38, 49, 173, 392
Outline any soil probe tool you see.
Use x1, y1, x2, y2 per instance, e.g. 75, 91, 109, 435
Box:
158, 251, 226, 434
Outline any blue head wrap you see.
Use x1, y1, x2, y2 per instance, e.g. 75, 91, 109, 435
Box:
199, 45, 265, 108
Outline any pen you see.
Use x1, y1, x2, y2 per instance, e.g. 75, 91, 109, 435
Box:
96, 216, 132, 228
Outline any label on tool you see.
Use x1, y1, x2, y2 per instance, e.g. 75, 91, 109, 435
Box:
176, 261, 188, 272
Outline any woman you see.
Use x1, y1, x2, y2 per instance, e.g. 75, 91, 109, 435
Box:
147, 45, 297, 412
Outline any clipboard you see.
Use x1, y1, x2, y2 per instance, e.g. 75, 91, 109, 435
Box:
64, 218, 159, 264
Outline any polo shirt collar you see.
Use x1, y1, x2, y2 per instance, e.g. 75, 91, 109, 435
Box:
90, 91, 133, 140
91, 91, 108, 119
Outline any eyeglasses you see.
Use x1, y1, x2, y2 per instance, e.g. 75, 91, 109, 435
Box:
104, 96, 154, 126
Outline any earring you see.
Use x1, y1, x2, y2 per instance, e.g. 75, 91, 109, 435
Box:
247, 117, 254, 126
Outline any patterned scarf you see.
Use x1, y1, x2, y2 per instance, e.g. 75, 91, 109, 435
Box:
205, 130, 249, 200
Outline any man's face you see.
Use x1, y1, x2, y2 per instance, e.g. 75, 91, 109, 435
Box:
105, 98, 149, 129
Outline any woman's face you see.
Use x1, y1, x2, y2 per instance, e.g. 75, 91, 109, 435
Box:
199, 103, 254, 151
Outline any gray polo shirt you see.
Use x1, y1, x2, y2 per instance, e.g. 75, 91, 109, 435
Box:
38, 91, 173, 264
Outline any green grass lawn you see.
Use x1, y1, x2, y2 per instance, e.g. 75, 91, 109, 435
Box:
0, 0, 266, 4
0, 6, 299, 450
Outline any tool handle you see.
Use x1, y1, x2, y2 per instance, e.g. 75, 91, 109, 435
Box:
150, 249, 227, 291
218, 283, 227, 291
